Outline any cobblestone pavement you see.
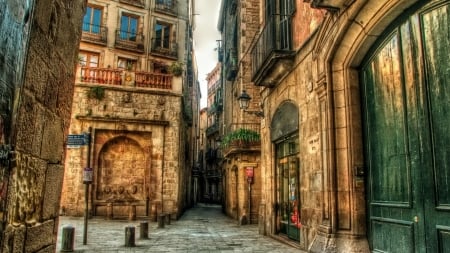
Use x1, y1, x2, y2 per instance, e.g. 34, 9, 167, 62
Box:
56, 204, 304, 253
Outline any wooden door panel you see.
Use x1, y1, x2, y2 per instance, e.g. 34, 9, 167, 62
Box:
420, 3, 450, 252
364, 32, 411, 206
363, 1, 450, 252
362, 29, 417, 253
371, 219, 414, 253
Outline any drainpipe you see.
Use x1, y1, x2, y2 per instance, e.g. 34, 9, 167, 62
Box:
161, 125, 166, 214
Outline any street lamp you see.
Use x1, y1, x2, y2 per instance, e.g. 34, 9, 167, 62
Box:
238, 90, 264, 118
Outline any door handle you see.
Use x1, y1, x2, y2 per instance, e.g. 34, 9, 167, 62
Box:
413, 216, 419, 223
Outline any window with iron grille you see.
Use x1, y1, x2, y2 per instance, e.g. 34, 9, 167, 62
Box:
120, 14, 139, 41
155, 22, 171, 49
83, 5, 102, 34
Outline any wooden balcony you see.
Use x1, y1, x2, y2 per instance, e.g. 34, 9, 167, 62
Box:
251, 14, 295, 87
79, 67, 173, 90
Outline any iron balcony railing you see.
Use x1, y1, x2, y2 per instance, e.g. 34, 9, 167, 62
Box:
78, 67, 173, 90
251, 14, 293, 79
119, 0, 145, 8
150, 38, 178, 59
115, 29, 145, 53
154, 0, 177, 15
81, 23, 108, 45
206, 122, 220, 137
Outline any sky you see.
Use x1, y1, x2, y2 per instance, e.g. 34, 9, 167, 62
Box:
193, 0, 222, 108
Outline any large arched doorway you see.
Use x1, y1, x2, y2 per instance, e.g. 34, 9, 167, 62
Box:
361, 1, 450, 251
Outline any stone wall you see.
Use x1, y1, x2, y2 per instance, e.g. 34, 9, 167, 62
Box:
0, 0, 84, 251
61, 84, 183, 218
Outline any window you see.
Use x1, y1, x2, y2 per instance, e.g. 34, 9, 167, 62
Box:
79, 51, 99, 67
83, 5, 102, 34
120, 14, 139, 41
156, 0, 173, 5
118, 57, 137, 71
155, 22, 171, 49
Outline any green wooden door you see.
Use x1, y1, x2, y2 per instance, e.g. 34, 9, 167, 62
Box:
361, 1, 450, 252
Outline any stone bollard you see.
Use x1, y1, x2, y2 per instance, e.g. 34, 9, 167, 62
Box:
164, 213, 171, 225
139, 221, 149, 239
157, 214, 165, 228
60, 225, 75, 252
124, 226, 136, 247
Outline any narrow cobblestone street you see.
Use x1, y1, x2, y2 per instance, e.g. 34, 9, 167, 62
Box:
56, 204, 303, 252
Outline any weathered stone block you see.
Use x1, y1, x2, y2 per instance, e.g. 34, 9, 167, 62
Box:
1, 224, 26, 253
25, 220, 54, 253
40, 114, 64, 163
42, 164, 64, 220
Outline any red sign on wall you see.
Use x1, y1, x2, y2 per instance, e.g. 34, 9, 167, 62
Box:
245, 167, 254, 178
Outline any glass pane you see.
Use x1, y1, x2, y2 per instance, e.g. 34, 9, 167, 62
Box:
129, 17, 137, 41
89, 55, 99, 67
92, 9, 101, 33
83, 7, 91, 31
155, 24, 163, 46
163, 25, 170, 48
120, 16, 128, 39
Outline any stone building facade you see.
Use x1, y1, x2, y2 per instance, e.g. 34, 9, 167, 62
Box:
60, 0, 198, 221
0, 0, 85, 251
204, 63, 223, 204
244, 0, 450, 252
218, 0, 262, 224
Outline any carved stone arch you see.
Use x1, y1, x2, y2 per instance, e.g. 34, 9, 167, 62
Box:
96, 135, 147, 204
270, 100, 299, 142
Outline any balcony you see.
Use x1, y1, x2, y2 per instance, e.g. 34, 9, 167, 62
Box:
119, 0, 145, 8
150, 39, 178, 59
154, 0, 177, 16
225, 48, 238, 81
309, 0, 347, 10
78, 67, 173, 90
205, 169, 221, 178
115, 29, 145, 53
251, 14, 295, 87
208, 102, 223, 115
81, 23, 107, 45
206, 122, 220, 137
222, 123, 261, 157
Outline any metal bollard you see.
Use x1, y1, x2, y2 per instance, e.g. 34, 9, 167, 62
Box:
164, 213, 171, 225
157, 214, 165, 228
124, 226, 136, 247
139, 221, 149, 239
60, 225, 75, 252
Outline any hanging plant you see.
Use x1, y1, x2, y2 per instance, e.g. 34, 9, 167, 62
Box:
221, 128, 260, 148
168, 62, 183, 76
86, 86, 105, 100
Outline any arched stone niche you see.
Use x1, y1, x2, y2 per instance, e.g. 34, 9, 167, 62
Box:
270, 101, 299, 141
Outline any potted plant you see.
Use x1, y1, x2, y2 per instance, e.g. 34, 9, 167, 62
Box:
221, 128, 260, 148
168, 62, 183, 76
